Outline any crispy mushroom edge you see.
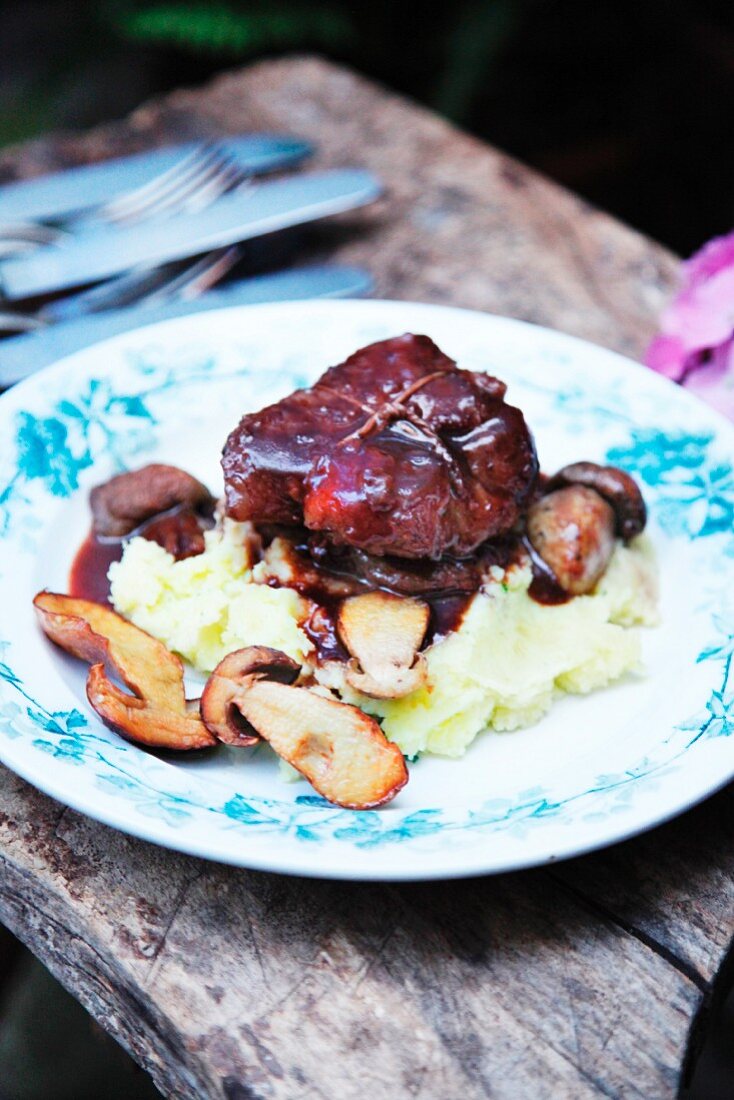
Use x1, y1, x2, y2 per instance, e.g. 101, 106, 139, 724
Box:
33, 591, 216, 751
337, 591, 430, 699
201, 646, 409, 809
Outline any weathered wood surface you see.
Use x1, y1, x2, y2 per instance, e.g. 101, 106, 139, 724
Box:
0, 56, 730, 1099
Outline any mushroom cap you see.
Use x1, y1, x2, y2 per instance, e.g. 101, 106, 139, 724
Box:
200, 646, 300, 746
546, 462, 646, 541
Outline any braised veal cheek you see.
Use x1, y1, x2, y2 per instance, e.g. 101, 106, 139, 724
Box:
222, 334, 538, 559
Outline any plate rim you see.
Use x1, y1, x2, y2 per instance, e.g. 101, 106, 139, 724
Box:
1, 296, 733, 881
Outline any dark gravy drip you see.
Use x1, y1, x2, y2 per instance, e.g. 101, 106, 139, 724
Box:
428, 593, 473, 641
69, 505, 212, 604
524, 537, 571, 606
69, 509, 570, 655
302, 603, 350, 663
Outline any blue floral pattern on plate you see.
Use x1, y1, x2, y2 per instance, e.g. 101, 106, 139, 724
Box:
1, 300, 733, 879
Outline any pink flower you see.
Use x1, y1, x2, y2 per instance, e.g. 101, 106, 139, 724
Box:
645, 230, 734, 417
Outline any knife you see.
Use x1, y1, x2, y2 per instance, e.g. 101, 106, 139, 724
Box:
0, 136, 313, 225
0, 169, 381, 301
0, 265, 373, 388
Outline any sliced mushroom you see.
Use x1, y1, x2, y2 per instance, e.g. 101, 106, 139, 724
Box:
90, 464, 215, 538
545, 461, 646, 540
200, 647, 300, 747
33, 591, 215, 750
337, 591, 430, 698
526, 485, 616, 596
201, 646, 408, 809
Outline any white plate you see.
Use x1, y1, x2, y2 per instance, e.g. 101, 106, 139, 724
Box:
1, 299, 733, 880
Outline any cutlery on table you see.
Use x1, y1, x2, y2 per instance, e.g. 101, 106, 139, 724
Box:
0, 169, 381, 301
0, 139, 313, 325
0, 246, 245, 332
0, 136, 312, 231
0, 264, 374, 388
0, 223, 66, 259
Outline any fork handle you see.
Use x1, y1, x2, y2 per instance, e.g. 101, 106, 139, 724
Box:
0, 312, 47, 334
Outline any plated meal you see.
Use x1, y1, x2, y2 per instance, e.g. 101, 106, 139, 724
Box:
33, 332, 658, 810
2, 299, 731, 879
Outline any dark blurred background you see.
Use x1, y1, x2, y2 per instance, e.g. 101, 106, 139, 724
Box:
0, 2, 733, 1098
1, 0, 733, 255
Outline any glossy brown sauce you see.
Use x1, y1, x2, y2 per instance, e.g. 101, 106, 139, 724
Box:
524, 537, 571, 606
69, 506, 212, 605
302, 603, 350, 663
428, 593, 473, 640
69, 533, 123, 605
69, 515, 569, 660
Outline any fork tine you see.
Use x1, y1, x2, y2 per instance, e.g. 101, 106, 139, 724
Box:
0, 223, 67, 258
164, 158, 252, 216
121, 150, 238, 222
104, 151, 249, 226
0, 222, 65, 244
145, 246, 243, 305
99, 149, 222, 225
38, 243, 241, 323
93, 142, 224, 225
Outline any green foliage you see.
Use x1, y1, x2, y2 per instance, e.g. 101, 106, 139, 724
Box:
113, 1, 354, 56
433, 0, 539, 121
0, 90, 57, 148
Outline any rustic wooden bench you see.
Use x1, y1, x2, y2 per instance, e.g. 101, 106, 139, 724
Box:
0, 56, 730, 1099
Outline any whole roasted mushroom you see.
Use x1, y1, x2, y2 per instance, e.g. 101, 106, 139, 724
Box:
90, 463, 215, 539
526, 485, 616, 596
545, 462, 646, 541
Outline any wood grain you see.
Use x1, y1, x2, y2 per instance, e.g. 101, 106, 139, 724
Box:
0, 56, 730, 1099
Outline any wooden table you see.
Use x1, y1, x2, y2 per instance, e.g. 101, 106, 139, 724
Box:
0, 57, 730, 1099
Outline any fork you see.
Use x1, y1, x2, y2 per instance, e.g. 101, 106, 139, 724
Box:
0, 245, 245, 334
0, 144, 255, 334
0, 222, 69, 259
0, 141, 255, 253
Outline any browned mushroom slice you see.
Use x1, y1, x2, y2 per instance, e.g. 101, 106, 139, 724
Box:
545, 462, 646, 540
201, 647, 408, 809
337, 592, 430, 699
200, 647, 300, 747
526, 486, 616, 596
33, 591, 215, 750
90, 463, 215, 538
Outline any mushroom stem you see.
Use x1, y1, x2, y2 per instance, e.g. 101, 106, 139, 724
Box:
337, 592, 430, 699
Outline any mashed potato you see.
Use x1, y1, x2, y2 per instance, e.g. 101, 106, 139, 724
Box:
109, 523, 313, 671
110, 520, 658, 759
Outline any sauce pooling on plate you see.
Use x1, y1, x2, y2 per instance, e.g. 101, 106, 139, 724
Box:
69, 531, 123, 605
69, 506, 211, 605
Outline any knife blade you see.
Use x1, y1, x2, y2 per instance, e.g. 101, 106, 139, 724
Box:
0, 169, 381, 301
0, 265, 373, 388
0, 136, 313, 224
